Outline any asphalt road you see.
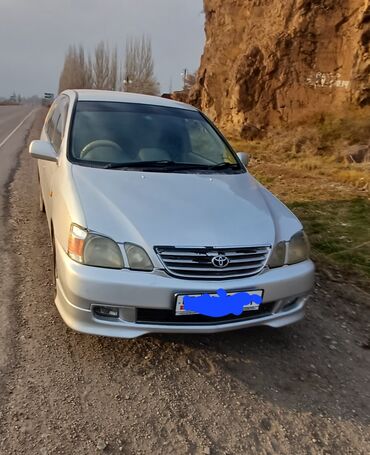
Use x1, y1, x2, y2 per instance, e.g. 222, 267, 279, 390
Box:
0, 104, 36, 213
0, 110, 369, 455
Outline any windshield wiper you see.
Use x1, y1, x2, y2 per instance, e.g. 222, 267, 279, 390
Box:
104, 160, 241, 171
205, 162, 240, 170
104, 160, 213, 170
104, 160, 189, 170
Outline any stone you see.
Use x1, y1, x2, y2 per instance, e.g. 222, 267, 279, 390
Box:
96, 440, 107, 451
344, 144, 370, 163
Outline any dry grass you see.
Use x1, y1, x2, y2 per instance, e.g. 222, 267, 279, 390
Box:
229, 107, 370, 290
335, 166, 370, 191
232, 106, 370, 192
314, 108, 370, 150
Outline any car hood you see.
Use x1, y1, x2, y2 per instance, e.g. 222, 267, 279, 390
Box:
72, 166, 286, 249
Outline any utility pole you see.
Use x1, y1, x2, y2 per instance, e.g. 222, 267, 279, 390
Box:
122, 75, 133, 92
181, 69, 188, 91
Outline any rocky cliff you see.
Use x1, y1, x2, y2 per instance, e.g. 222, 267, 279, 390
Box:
191, 0, 370, 137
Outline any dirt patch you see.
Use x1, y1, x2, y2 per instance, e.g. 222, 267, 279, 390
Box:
0, 116, 369, 454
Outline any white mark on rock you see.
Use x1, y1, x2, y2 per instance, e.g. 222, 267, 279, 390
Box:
306, 72, 350, 89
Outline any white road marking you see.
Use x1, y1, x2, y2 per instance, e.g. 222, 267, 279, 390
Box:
0, 109, 36, 150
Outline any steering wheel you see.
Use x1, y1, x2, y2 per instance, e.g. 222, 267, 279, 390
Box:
80, 140, 124, 160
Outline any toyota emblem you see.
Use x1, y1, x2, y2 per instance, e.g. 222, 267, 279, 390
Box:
211, 255, 230, 268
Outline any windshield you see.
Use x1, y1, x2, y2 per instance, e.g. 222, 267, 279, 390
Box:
69, 101, 242, 172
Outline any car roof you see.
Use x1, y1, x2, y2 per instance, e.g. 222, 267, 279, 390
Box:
64, 89, 197, 111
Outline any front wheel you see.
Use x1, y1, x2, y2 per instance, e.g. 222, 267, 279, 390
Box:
52, 236, 58, 299
39, 186, 45, 213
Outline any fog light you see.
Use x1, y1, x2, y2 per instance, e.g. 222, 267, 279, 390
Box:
281, 297, 298, 310
93, 306, 119, 319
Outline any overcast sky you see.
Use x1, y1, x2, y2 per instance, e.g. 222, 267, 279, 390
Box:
0, 0, 205, 97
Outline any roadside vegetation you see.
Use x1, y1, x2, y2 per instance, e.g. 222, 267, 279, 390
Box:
231, 107, 370, 291
58, 36, 159, 95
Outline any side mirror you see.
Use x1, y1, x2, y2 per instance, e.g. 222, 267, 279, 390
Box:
237, 151, 250, 167
29, 140, 58, 163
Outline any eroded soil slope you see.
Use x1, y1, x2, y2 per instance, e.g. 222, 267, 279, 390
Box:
192, 0, 370, 136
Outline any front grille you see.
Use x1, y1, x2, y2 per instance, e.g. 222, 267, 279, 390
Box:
155, 246, 270, 280
136, 302, 275, 325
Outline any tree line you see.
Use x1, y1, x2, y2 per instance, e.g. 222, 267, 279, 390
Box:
58, 36, 160, 96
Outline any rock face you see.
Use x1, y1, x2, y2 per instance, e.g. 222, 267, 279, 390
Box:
191, 0, 370, 137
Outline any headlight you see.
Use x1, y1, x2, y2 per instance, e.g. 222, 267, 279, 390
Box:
286, 231, 310, 265
84, 235, 124, 269
125, 243, 153, 271
268, 241, 286, 268
268, 231, 310, 268
68, 224, 124, 269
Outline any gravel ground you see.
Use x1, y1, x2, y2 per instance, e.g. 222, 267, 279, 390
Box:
0, 111, 369, 455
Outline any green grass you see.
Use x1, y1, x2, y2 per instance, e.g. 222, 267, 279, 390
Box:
289, 198, 370, 289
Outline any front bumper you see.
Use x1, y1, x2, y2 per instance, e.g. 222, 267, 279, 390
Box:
55, 242, 315, 339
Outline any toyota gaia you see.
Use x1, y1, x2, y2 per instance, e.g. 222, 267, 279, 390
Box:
30, 90, 315, 338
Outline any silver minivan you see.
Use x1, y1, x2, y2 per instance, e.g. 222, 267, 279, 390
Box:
30, 89, 314, 338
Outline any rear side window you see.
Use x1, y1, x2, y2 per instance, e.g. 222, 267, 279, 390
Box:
59, 96, 69, 137
48, 108, 60, 143
45, 105, 56, 139
46, 96, 69, 153
53, 114, 63, 151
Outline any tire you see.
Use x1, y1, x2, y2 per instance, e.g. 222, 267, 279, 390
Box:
39, 186, 45, 213
51, 233, 58, 298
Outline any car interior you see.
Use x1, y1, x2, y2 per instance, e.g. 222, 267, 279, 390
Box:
72, 111, 191, 163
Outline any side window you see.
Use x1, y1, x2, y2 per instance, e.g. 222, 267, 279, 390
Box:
48, 108, 60, 144
52, 114, 63, 152
185, 118, 233, 164
51, 97, 69, 153
45, 105, 56, 140
186, 119, 208, 152
45, 95, 69, 147
60, 98, 69, 138
185, 119, 218, 159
